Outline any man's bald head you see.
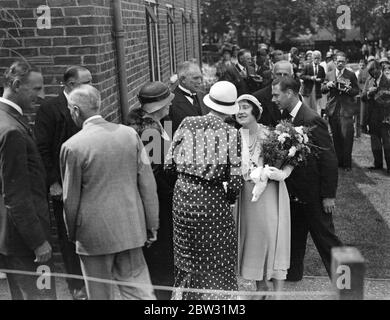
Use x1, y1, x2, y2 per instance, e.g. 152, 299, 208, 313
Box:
68, 84, 101, 127
273, 60, 294, 79
69, 84, 101, 113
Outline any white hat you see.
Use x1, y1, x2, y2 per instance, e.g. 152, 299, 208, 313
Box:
203, 81, 239, 115
236, 94, 263, 114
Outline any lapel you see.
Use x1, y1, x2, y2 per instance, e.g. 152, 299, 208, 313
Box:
0, 101, 33, 137
57, 91, 71, 118
292, 104, 306, 126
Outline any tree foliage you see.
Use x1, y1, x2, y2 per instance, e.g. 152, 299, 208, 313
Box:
201, 0, 390, 45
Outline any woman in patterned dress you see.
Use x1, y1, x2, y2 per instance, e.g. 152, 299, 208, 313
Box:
165, 81, 243, 300
235, 94, 293, 299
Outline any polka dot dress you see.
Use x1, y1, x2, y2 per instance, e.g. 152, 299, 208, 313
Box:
166, 114, 243, 300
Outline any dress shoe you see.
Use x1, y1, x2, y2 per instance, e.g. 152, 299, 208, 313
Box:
72, 287, 88, 300
0, 272, 6, 280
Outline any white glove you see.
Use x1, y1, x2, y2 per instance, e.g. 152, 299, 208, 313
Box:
267, 166, 293, 182
249, 167, 269, 202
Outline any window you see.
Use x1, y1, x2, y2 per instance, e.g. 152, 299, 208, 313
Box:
167, 6, 177, 75
146, 2, 161, 81
189, 12, 196, 59
181, 9, 189, 61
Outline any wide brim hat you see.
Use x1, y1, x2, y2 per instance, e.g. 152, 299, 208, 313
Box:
138, 81, 175, 114
203, 81, 239, 115
236, 94, 263, 114
379, 57, 390, 65
367, 55, 376, 62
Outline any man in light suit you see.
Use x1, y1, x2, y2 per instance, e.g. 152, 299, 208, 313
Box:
169, 61, 208, 134
322, 51, 359, 171
60, 85, 159, 300
0, 61, 56, 299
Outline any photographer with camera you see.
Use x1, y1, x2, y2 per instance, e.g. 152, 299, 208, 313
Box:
322, 51, 359, 171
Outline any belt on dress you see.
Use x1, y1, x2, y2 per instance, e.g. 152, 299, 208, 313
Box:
178, 173, 223, 187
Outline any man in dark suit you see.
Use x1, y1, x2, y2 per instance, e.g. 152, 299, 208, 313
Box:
272, 76, 342, 281
0, 61, 56, 299
300, 50, 326, 114
322, 52, 359, 171
222, 49, 262, 96
169, 61, 209, 134
34, 66, 91, 300
253, 60, 294, 127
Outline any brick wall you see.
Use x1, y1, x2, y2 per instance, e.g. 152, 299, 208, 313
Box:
0, 0, 201, 123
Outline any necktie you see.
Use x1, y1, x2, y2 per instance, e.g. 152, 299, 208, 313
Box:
181, 89, 201, 114
315, 65, 318, 76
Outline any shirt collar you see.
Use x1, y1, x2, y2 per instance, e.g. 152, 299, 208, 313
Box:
237, 62, 246, 71
179, 84, 194, 96
290, 100, 302, 121
0, 97, 23, 115
83, 115, 103, 128
336, 68, 345, 77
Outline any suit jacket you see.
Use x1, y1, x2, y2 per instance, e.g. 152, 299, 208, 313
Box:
285, 104, 338, 204
60, 117, 159, 256
253, 84, 282, 127
322, 68, 359, 117
169, 86, 208, 134
0, 102, 51, 256
34, 91, 80, 188
300, 63, 326, 99
222, 63, 259, 96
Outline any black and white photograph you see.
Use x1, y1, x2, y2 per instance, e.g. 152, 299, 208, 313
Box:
0, 0, 390, 302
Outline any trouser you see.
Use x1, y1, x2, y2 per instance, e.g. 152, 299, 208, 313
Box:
79, 248, 156, 300
287, 201, 343, 280
52, 199, 84, 291
370, 123, 390, 169
329, 115, 355, 168
3, 255, 57, 300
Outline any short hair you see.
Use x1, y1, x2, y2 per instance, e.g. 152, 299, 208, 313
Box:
177, 61, 200, 80
3, 60, 38, 88
69, 84, 101, 112
312, 50, 322, 58
63, 66, 89, 83
237, 49, 251, 61
290, 47, 298, 54
273, 60, 294, 75
247, 100, 261, 120
335, 51, 346, 59
272, 76, 301, 95
359, 59, 367, 65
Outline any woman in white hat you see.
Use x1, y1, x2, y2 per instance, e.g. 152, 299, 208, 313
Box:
128, 81, 175, 300
235, 94, 292, 299
165, 81, 243, 300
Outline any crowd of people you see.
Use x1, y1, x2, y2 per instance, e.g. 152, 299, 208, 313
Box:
214, 43, 390, 174
0, 43, 388, 300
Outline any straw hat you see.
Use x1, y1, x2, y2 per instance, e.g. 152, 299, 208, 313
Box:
203, 81, 239, 115
138, 81, 175, 114
236, 94, 263, 114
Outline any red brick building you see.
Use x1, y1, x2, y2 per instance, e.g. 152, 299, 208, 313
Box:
0, 0, 202, 123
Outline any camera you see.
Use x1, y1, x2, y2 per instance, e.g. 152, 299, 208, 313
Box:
335, 77, 350, 91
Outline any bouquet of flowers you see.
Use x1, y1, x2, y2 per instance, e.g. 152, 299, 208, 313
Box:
262, 120, 314, 169
248, 120, 316, 202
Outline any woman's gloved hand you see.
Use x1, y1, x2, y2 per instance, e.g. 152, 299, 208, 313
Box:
267, 166, 293, 182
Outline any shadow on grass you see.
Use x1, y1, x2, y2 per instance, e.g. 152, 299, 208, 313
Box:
305, 161, 390, 278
